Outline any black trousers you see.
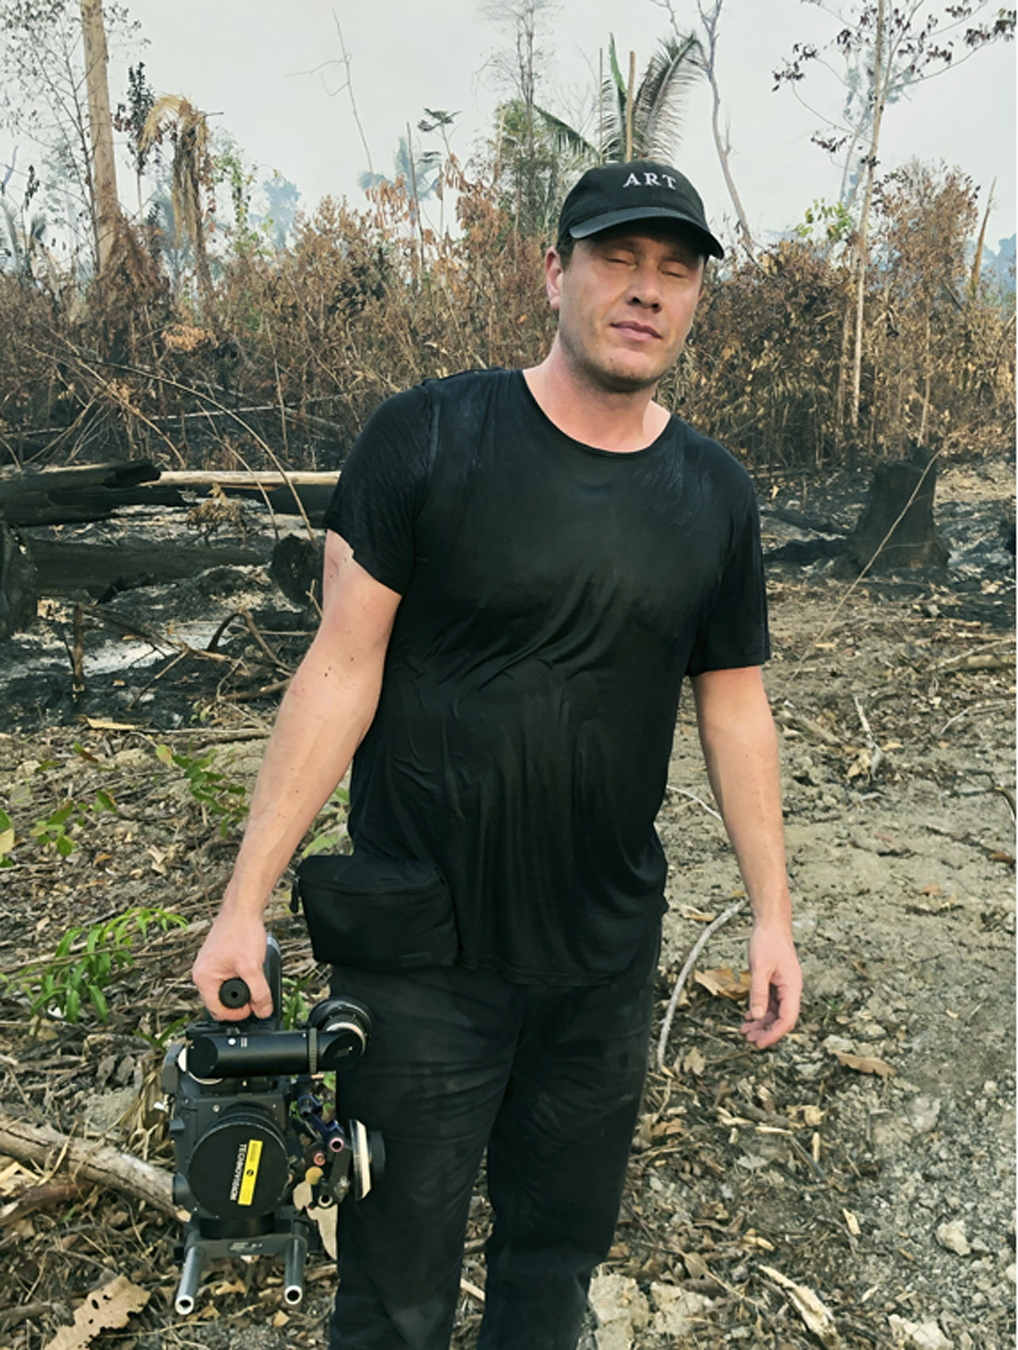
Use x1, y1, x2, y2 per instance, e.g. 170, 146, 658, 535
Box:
327, 928, 658, 1350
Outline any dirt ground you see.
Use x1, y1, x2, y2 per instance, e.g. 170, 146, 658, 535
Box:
0, 457, 1014, 1350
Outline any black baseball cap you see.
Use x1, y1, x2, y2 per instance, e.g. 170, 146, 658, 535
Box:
557, 159, 724, 260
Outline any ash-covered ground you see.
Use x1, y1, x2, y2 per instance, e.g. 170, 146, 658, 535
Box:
0, 456, 1013, 1350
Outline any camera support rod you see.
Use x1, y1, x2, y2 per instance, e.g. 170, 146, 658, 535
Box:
175, 1240, 205, 1316
174, 1222, 310, 1316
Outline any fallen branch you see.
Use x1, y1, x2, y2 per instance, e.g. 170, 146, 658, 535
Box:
852, 695, 883, 777
222, 678, 291, 703
664, 784, 722, 821
0, 1111, 176, 1217
1, 1180, 90, 1227
759, 1263, 841, 1348
773, 708, 843, 747
760, 505, 842, 536
656, 898, 747, 1069
937, 698, 1012, 736
0, 1301, 55, 1332
993, 784, 1016, 823
241, 608, 290, 672
936, 652, 1015, 674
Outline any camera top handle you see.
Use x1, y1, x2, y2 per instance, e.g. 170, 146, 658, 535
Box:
218, 933, 283, 1017
190, 932, 375, 1078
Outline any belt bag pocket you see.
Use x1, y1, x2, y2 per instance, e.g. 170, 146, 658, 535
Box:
293, 852, 458, 971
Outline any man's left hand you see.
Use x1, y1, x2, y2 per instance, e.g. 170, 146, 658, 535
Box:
741, 919, 801, 1048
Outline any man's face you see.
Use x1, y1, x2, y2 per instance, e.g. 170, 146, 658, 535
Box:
545, 225, 705, 394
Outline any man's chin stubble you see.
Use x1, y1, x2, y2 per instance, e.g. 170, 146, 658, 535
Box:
570, 352, 665, 396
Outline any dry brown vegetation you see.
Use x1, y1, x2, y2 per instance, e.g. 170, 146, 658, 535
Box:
0, 157, 1012, 479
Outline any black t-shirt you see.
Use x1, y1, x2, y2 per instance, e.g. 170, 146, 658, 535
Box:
322, 369, 769, 984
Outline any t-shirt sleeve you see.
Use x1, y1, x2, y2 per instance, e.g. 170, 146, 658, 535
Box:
322, 385, 433, 595
686, 478, 771, 676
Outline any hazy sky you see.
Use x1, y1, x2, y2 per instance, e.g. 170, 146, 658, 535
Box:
17, 0, 1018, 248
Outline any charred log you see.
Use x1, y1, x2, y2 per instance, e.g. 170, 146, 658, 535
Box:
27, 540, 266, 598
761, 505, 843, 536
764, 536, 847, 565
0, 461, 183, 527
227, 482, 334, 524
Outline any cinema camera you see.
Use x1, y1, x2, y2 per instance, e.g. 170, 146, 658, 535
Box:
161, 936, 383, 1315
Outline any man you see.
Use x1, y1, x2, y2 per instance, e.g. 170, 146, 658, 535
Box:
193, 159, 801, 1350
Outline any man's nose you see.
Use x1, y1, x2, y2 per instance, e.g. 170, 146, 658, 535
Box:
627, 264, 662, 307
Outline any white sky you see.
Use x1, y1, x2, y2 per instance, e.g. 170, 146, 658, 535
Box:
15, 0, 1018, 249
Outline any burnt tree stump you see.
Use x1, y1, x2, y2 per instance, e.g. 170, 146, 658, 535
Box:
271, 535, 323, 613
0, 516, 38, 640
847, 457, 948, 574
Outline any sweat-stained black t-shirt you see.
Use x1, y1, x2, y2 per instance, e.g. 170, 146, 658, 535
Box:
322, 369, 770, 984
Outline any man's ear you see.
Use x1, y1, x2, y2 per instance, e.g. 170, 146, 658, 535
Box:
545, 246, 564, 312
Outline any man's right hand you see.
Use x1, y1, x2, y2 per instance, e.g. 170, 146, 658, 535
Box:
191, 906, 273, 1021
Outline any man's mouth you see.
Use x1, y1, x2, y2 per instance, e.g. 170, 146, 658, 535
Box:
612, 321, 660, 341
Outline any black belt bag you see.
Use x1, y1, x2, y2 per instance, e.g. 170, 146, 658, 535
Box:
292, 852, 458, 972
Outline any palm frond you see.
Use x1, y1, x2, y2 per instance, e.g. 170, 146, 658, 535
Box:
599, 35, 629, 161
607, 34, 627, 93
533, 105, 598, 159
632, 34, 702, 161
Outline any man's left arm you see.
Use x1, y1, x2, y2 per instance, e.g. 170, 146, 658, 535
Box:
690, 665, 802, 1048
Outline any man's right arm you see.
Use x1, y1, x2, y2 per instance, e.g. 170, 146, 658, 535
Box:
191, 531, 402, 1019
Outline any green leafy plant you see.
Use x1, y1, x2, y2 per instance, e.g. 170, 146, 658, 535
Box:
29, 791, 117, 858
280, 970, 319, 1030
0, 809, 14, 868
137, 1013, 190, 1052
10, 907, 189, 1023
302, 785, 350, 859
795, 197, 855, 248
156, 744, 249, 837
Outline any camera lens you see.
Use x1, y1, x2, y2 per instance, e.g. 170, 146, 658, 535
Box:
189, 1106, 290, 1219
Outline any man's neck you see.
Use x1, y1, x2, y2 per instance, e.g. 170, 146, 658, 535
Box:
523, 347, 671, 453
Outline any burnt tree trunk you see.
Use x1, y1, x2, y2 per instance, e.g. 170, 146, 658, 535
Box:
0, 516, 38, 640
847, 457, 948, 574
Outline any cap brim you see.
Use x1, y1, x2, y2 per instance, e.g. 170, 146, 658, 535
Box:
568, 207, 724, 259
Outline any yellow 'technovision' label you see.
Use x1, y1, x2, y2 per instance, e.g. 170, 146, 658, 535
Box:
238, 1138, 263, 1206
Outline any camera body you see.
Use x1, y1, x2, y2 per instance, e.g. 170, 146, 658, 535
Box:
162, 937, 383, 1315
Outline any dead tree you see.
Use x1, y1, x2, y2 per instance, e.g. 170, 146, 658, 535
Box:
79, 0, 121, 274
